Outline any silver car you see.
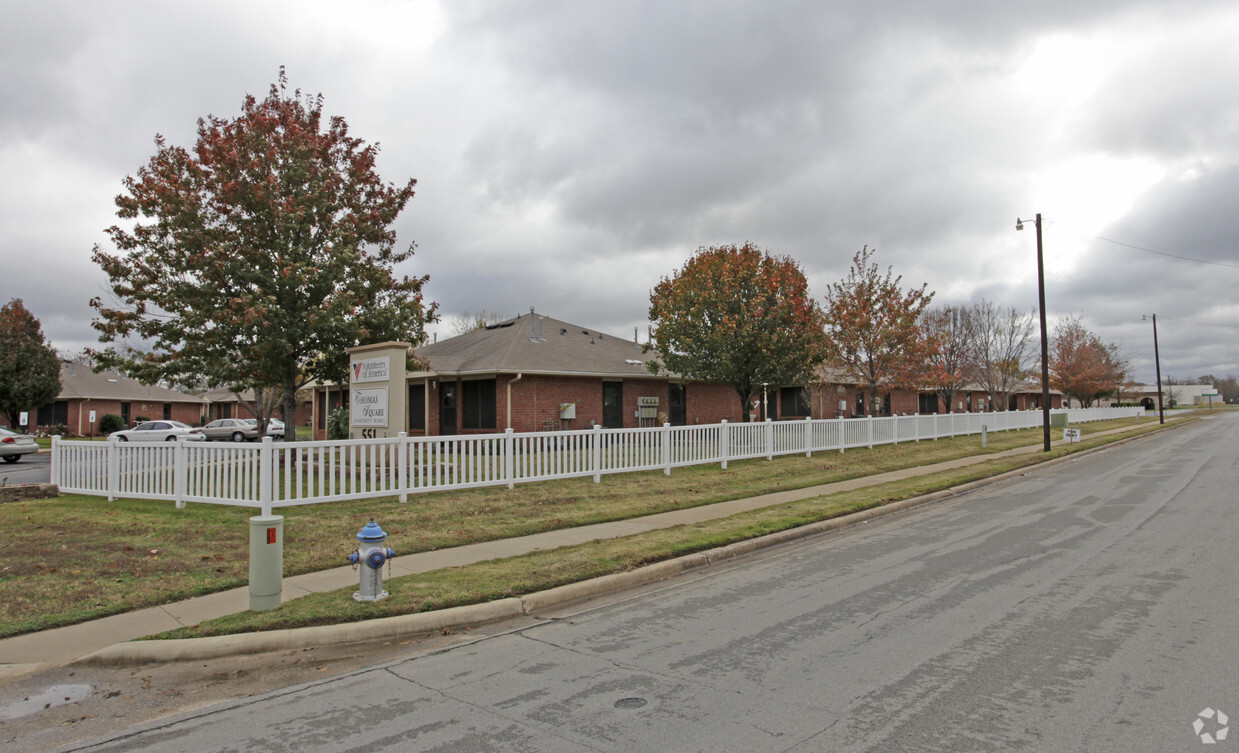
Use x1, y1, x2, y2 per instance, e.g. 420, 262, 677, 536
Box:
0, 427, 38, 463
242, 418, 285, 439
200, 418, 260, 442
110, 420, 206, 442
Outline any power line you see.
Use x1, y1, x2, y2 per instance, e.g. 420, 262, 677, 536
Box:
1044, 219, 1239, 271
1149, 315, 1239, 331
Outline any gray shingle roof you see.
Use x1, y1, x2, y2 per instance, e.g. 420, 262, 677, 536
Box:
58, 362, 203, 403
415, 312, 664, 379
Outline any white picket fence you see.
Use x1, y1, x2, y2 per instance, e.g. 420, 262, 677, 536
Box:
50, 408, 1144, 514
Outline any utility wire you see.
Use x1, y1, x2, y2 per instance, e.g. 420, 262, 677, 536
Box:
1044, 219, 1239, 271
1149, 315, 1239, 331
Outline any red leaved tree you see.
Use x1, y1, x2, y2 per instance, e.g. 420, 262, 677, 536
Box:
822, 247, 936, 415
1049, 315, 1129, 407
90, 69, 437, 433
647, 243, 830, 421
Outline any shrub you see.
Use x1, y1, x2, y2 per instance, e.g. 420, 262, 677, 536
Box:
99, 414, 125, 434
326, 407, 350, 440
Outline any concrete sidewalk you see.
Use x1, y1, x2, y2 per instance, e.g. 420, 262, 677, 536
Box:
0, 424, 1166, 675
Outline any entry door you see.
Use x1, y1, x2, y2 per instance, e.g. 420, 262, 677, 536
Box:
440, 383, 457, 435
602, 382, 623, 428
669, 384, 686, 426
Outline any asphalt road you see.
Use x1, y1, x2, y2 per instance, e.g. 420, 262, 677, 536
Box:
0, 451, 49, 486
19, 413, 1239, 752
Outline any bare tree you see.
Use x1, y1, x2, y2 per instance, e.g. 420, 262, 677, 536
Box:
445, 309, 515, 337
923, 305, 974, 413
970, 300, 1035, 411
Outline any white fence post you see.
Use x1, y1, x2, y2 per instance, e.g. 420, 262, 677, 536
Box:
174, 437, 187, 509
662, 422, 672, 476
867, 415, 874, 449
804, 416, 813, 457
259, 436, 273, 517
592, 424, 602, 484
107, 437, 119, 502
398, 432, 409, 502
505, 428, 515, 490
719, 420, 730, 469
765, 418, 774, 461
50, 436, 60, 487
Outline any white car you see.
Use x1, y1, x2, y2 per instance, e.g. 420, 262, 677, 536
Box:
0, 427, 38, 463
243, 418, 285, 439
110, 420, 206, 442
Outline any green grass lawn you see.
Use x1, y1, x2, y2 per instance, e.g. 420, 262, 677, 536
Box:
0, 415, 1181, 640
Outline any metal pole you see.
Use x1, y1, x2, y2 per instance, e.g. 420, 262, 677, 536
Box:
1152, 313, 1165, 425
1035, 214, 1052, 452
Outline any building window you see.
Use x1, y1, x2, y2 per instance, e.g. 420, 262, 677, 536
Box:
163, 403, 172, 420
779, 387, 811, 418
409, 384, 426, 432
37, 401, 69, 427
461, 379, 496, 430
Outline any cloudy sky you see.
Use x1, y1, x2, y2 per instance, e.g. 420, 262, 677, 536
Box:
4, 0, 1237, 384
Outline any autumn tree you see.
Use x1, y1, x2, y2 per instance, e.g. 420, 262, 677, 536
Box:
90, 69, 437, 434
821, 246, 935, 415
647, 243, 830, 421
970, 299, 1035, 411
922, 305, 974, 414
1049, 315, 1129, 407
0, 299, 62, 430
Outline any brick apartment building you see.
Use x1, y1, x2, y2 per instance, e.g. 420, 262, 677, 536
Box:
313, 311, 768, 439
310, 310, 1064, 439
2, 361, 205, 436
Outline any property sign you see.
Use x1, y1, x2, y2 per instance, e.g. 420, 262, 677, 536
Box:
1063, 428, 1081, 443
351, 356, 390, 385
89, 410, 97, 423
18, 412, 27, 427
351, 387, 389, 427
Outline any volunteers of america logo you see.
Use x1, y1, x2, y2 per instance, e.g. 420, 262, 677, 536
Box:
1193, 708, 1229, 744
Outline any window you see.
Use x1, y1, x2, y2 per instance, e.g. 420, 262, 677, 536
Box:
779, 387, 811, 418
461, 380, 496, 430
409, 384, 426, 431
37, 401, 68, 427
163, 403, 172, 420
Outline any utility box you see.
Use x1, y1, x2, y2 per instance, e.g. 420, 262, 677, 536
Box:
1050, 412, 1068, 428
638, 396, 659, 420
559, 402, 576, 420
249, 515, 284, 612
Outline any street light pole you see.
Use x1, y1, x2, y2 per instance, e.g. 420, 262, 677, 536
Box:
1017, 213, 1053, 452
1146, 313, 1165, 425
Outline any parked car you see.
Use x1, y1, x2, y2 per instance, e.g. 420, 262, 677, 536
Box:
0, 427, 38, 463
110, 420, 205, 442
199, 418, 260, 442
242, 418, 286, 439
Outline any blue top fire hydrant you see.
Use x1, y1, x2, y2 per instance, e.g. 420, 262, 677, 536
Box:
347, 519, 396, 602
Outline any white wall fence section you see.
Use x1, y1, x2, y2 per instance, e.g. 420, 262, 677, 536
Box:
51, 408, 1144, 514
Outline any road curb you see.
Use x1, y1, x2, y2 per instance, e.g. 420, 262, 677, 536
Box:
69, 422, 1179, 666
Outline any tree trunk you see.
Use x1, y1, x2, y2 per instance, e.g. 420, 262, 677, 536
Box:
282, 373, 298, 442
735, 387, 754, 422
